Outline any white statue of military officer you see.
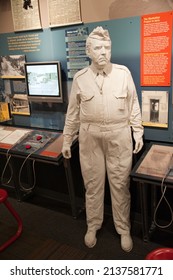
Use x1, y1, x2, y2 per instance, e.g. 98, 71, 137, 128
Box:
62, 26, 144, 252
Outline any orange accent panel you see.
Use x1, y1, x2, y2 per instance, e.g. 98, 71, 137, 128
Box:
141, 11, 173, 86
0, 143, 12, 149
40, 150, 59, 158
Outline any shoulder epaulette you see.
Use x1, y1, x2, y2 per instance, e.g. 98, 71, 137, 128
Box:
73, 67, 89, 80
113, 64, 130, 74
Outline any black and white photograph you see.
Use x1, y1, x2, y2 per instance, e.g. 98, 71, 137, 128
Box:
10, 79, 30, 115
1, 79, 30, 115
142, 90, 168, 128
0, 55, 26, 78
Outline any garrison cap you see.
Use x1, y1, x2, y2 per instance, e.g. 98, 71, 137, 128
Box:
88, 26, 111, 41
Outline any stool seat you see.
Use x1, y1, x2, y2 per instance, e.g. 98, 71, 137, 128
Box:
0, 189, 8, 203
145, 247, 173, 260
0, 188, 23, 252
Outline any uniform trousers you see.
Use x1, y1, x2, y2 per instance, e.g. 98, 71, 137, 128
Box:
79, 122, 133, 235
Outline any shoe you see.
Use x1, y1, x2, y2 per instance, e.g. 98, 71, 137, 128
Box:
121, 234, 133, 252
84, 230, 97, 248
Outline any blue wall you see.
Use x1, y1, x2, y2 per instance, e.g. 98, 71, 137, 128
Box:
0, 16, 173, 141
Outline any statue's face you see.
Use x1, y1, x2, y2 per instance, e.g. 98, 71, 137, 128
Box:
87, 39, 111, 69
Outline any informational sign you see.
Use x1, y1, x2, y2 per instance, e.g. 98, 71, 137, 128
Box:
141, 11, 173, 86
0, 128, 30, 145
10, 0, 42, 32
65, 27, 89, 79
48, 0, 82, 28
7, 33, 41, 54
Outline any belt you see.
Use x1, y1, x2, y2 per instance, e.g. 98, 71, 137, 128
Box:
81, 122, 128, 132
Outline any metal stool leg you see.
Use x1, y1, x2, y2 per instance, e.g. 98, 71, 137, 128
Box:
0, 189, 23, 252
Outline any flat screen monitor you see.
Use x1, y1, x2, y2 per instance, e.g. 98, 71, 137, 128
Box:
24, 61, 63, 103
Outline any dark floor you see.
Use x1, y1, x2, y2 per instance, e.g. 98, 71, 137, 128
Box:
0, 195, 173, 260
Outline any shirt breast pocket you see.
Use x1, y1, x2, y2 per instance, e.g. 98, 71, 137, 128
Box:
113, 91, 127, 110
80, 92, 95, 116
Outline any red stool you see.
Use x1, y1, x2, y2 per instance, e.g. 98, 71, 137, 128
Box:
145, 247, 173, 260
0, 189, 23, 252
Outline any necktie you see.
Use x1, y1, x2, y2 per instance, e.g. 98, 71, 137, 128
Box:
96, 72, 104, 94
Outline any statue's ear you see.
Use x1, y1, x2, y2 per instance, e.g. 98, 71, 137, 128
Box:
86, 45, 90, 57
85, 45, 90, 57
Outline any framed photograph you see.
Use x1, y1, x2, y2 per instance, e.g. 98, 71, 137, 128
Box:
10, 0, 42, 32
10, 79, 30, 115
0, 55, 26, 79
48, 0, 82, 28
1, 79, 30, 116
142, 90, 168, 128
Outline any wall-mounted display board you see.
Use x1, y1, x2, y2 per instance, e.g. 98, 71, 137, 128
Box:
141, 11, 173, 86
48, 0, 82, 28
10, 0, 42, 32
65, 27, 89, 79
0, 13, 172, 142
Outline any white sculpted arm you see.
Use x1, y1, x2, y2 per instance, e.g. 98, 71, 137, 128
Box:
62, 79, 80, 159
127, 71, 144, 154
133, 136, 143, 154
61, 135, 72, 159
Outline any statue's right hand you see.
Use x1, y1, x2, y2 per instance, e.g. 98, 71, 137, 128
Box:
61, 146, 71, 159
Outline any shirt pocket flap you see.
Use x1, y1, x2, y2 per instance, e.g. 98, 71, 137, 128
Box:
80, 92, 95, 102
113, 91, 127, 110
113, 91, 127, 99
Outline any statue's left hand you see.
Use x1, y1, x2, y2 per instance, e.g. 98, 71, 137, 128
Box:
133, 138, 143, 154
